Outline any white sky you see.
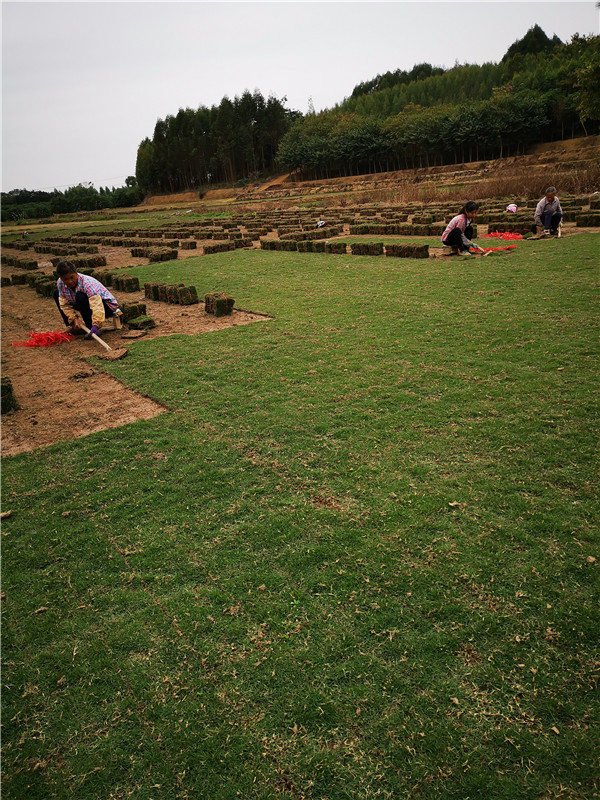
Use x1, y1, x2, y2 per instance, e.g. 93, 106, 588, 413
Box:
2, 1, 598, 192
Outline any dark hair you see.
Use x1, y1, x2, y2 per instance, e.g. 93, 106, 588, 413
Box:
56, 260, 77, 277
460, 201, 479, 215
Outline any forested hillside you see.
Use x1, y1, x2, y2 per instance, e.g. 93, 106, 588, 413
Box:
134, 26, 599, 194
279, 29, 599, 179
135, 93, 299, 196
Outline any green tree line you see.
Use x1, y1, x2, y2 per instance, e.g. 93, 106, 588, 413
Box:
277, 32, 599, 179
135, 91, 300, 195
1, 180, 142, 223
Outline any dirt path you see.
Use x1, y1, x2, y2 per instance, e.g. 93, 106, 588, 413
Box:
1, 283, 270, 456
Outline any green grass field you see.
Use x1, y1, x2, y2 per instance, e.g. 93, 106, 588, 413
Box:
2, 234, 599, 799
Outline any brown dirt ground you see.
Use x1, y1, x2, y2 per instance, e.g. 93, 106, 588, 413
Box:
1, 277, 270, 457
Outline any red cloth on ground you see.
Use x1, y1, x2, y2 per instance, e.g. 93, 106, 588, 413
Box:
11, 330, 74, 347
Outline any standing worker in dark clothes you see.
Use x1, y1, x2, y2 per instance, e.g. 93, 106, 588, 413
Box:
441, 201, 485, 256
53, 261, 121, 337
534, 186, 563, 236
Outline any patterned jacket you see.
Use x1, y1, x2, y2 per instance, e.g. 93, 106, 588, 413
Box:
441, 214, 472, 247
57, 273, 118, 327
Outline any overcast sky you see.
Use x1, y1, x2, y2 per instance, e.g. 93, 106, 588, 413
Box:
2, 1, 598, 193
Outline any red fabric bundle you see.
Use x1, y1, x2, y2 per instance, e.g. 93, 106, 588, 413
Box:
11, 330, 74, 347
482, 232, 523, 240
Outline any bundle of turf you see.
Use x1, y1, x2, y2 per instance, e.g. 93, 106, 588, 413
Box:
429, 223, 446, 236
180, 240, 197, 250
233, 238, 254, 248
351, 243, 384, 256
297, 241, 312, 252
177, 286, 199, 305
412, 224, 431, 236
385, 244, 429, 259
1, 276, 12, 287
325, 242, 348, 254
127, 315, 156, 330
93, 270, 113, 287
4, 255, 39, 270
267, 240, 297, 251
144, 282, 165, 301
166, 284, 185, 304
121, 302, 147, 323
112, 274, 140, 292
1, 377, 19, 414
50, 255, 107, 270
148, 248, 178, 263
203, 243, 234, 255
34, 275, 57, 296
34, 243, 78, 255
575, 213, 600, 226
10, 273, 29, 285
349, 223, 406, 235
12, 242, 31, 251
205, 292, 234, 317
313, 241, 326, 253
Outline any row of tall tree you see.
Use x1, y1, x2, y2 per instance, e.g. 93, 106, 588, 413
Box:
135, 92, 299, 195
278, 33, 599, 179
1, 180, 142, 223
135, 28, 598, 194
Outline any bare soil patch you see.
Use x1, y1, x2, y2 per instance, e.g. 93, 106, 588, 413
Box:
1, 284, 270, 456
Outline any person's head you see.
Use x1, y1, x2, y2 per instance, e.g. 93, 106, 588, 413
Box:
461, 200, 479, 220
544, 186, 557, 202
56, 261, 79, 290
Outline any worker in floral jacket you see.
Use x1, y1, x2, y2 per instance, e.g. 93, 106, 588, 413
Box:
53, 260, 120, 337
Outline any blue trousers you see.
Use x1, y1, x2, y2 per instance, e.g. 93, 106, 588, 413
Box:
54, 289, 116, 329
540, 210, 562, 232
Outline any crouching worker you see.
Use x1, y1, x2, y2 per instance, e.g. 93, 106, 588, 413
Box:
53, 260, 120, 338
534, 186, 562, 236
441, 201, 484, 255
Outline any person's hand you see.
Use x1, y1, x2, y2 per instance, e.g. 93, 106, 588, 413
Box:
86, 325, 99, 338
71, 317, 82, 330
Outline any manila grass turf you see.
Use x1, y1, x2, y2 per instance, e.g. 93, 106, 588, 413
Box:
2, 234, 599, 799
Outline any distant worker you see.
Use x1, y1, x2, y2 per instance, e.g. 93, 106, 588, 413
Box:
506, 203, 517, 213
316, 220, 326, 228
534, 186, 562, 236
53, 260, 121, 337
441, 201, 485, 255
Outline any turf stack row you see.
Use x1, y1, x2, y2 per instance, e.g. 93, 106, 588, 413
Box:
144, 282, 199, 305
